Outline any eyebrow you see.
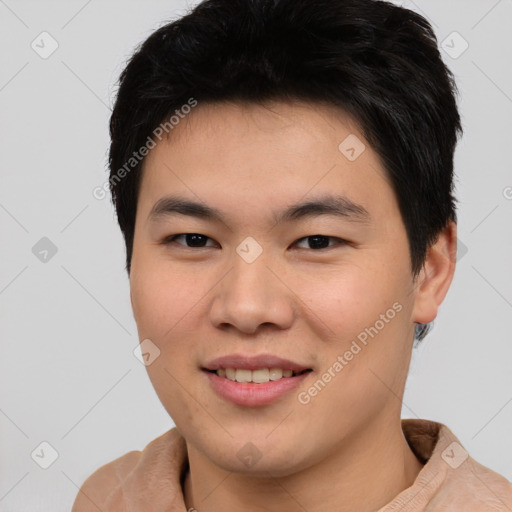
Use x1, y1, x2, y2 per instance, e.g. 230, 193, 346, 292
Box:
147, 194, 370, 226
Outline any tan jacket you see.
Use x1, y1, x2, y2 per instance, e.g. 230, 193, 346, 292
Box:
72, 419, 512, 511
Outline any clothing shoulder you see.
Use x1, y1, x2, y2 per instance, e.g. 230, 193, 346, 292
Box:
434, 457, 512, 511
432, 424, 512, 510
71, 428, 186, 512
71, 449, 141, 511
384, 420, 512, 511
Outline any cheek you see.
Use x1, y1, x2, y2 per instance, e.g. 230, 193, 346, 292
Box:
130, 262, 206, 423
130, 259, 205, 340
294, 261, 414, 391
297, 263, 406, 340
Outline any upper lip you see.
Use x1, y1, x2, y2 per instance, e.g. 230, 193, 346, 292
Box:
202, 354, 312, 372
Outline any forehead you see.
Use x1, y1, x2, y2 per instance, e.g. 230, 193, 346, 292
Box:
160, 100, 363, 153
137, 100, 398, 228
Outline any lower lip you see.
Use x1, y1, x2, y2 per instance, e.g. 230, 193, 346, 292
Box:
203, 370, 311, 407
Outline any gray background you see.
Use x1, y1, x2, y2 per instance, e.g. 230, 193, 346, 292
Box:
0, 0, 511, 510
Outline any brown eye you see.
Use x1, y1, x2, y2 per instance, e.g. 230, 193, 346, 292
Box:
294, 235, 347, 250
164, 233, 217, 248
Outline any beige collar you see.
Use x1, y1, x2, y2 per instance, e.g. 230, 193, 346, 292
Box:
108, 419, 512, 511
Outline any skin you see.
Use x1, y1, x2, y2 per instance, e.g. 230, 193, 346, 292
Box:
129, 100, 457, 512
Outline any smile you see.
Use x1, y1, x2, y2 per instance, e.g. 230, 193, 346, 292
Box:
203, 368, 313, 407
208, 368, 311, 383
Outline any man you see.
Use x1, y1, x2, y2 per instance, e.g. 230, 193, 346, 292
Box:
73, 0, 512, 510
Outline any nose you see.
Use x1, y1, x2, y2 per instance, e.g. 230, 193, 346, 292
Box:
209, 250, 295, 335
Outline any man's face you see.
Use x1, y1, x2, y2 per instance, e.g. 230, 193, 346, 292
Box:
130, 101, 420, 475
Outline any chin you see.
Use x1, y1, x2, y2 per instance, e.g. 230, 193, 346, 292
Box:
218, 450, 309, 478
197, 432, 313, 477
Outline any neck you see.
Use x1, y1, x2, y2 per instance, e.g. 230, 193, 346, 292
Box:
183, 418, 424, 512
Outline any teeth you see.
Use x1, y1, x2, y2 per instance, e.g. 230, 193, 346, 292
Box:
235, 369, 252, 383
252, 368, 269, 383
269, 368, 282, 380
215, 367, 304, 383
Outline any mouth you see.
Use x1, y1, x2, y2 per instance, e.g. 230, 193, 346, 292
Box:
201, 354, 313, 406
204, 367, 312, 383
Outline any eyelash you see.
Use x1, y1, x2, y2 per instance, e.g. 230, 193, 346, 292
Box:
162, 233, 349, 251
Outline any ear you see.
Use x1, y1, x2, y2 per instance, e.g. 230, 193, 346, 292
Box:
412, 221, 457, 325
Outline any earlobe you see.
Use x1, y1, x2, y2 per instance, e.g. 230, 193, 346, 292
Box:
412, 221, 457, 325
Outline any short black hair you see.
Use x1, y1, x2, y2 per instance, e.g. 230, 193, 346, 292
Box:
108, 0, 462, 329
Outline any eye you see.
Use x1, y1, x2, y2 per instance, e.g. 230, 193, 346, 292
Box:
163, 233, 348, 250
164, 233, 218, 248
293, 235, 347, 250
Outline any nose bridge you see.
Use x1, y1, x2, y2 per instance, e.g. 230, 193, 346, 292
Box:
229, 234, 273, 293
209, 240, 294, 333
232, 258, 267, 299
